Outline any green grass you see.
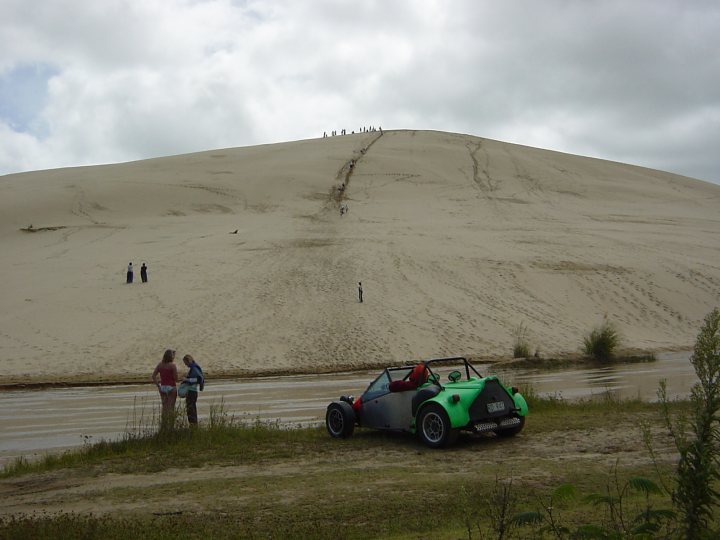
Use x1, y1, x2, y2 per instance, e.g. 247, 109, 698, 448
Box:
2, 395, 689, 479
2, 414, 320, 478
520, 381, 680, 414
0, 396, 695, 539
0, 467, 680, 539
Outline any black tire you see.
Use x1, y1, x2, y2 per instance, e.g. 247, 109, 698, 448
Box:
326, 401, 355, 438
496, 415, 525, 437
416, 403, 458, 448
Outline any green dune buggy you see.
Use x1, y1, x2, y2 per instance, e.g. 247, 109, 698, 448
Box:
325, 356, 528, 448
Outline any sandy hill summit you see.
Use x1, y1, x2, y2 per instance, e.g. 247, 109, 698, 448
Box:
1, 129, 719, 384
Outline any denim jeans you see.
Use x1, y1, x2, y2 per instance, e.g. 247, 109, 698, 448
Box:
186, 390, 198, 424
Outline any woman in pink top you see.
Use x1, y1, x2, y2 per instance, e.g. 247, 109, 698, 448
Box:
151, 349, 179, 417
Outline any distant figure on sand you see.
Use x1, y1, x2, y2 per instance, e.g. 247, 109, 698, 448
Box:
358, 282, 363, 303
140, 263, 148, 283
181, 354, 205, 425
152, 349, 178, 418
126, 262, 133, 284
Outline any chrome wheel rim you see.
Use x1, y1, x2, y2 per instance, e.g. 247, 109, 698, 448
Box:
328, 408, 344, 435
422, 411, 444, 443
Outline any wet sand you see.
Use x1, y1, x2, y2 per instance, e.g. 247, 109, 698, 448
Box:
0, 352, 694, 468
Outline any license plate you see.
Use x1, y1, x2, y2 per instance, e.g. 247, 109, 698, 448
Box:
487, 401, 505, 413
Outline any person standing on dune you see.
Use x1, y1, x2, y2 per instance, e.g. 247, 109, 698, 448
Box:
358, 282, 363, 303
140, 263, 148, 283
126, 262, 133, 284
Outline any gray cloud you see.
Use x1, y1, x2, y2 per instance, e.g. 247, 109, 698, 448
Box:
0, 0, 718, 184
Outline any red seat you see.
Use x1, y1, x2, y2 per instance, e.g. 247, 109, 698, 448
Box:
389, 364, 428, 392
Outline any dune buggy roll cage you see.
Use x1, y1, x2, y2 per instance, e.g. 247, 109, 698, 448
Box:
396, 356, 482, 390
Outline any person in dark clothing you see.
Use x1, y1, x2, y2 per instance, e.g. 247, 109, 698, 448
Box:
181, 354, 204, 425
126, 262, 133, 284
358, 282, 363, 303
140, 263, 148, 283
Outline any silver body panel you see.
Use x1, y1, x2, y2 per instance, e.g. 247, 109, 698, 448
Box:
361, 390, 416, 431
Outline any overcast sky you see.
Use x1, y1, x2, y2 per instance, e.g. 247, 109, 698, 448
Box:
1, 0, 719, 184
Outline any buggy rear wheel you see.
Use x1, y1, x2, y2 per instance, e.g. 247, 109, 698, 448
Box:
326, 402, 355, 438
417, 403, 458, 448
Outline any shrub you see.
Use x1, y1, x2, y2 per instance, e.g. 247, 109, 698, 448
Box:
659, 307, 720, 539
583, 320, 620, 360
512, 470, 676, 538
513, 322, 531, 358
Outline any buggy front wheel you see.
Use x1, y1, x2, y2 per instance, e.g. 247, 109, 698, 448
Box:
326, 402, 355, 438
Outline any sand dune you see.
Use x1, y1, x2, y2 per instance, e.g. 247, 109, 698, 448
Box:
1, 129, 719, 384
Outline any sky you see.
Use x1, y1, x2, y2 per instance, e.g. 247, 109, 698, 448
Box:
1, 0, 719, 184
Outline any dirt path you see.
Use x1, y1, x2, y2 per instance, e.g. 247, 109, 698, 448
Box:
0, 417, 678, 518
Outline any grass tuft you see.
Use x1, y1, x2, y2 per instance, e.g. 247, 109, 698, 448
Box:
583, 320, 621, 361
513, 322, 531, 358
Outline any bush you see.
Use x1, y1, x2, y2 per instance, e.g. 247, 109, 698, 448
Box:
513, 322, 531, 358
660, 307, 720, 539
583, 320, 620, 360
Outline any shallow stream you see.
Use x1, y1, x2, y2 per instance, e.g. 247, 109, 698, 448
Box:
0, 351, 694, 467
